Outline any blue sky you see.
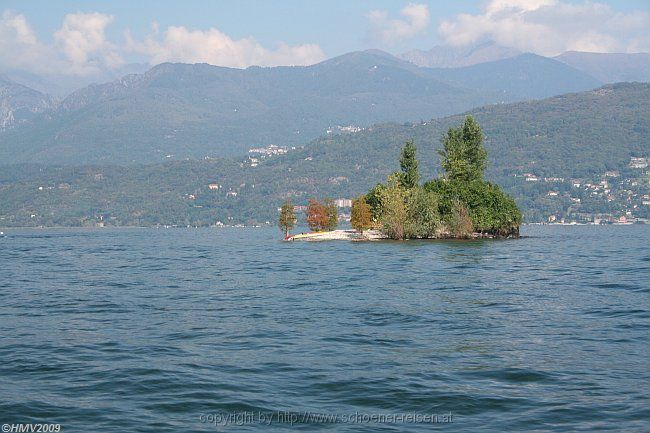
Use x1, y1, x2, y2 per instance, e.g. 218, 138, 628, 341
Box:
4, 1, 483, 54
1, 0, 649, 75
6, 0, 650, 53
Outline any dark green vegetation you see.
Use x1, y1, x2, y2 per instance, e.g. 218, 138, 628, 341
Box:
278, 199, 296, 238
367, 117, 521, 239
0, 84, 647, 227
0, 51, 602, 164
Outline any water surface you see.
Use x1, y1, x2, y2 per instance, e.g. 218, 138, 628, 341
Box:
1, 225, 648, 432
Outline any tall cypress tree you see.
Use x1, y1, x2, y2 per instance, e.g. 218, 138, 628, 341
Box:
278, 199, 297, 238
461, 115, 487, 178
399, 140, 420, 189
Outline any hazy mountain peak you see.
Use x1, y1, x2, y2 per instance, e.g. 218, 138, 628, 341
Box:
400, 41, 521, 68
555, 51, 650, 83
317, 49, 409, 68
0, 77, 54, 130
423, 53, 602, 100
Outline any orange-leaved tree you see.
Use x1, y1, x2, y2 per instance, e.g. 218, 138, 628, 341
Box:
306, 199, 328, 231
351, 195, 373, 234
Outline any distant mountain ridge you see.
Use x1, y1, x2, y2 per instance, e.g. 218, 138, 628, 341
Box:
555, 51, 650, 83
3, 63, 150, 98
0, 50, 603, 165
0, 77, 54, 130
423, 53, 602, 100
400, 41, 521, 68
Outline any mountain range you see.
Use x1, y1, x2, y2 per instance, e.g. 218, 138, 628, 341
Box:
0, 49, 604, 165
400, 43, 650, 84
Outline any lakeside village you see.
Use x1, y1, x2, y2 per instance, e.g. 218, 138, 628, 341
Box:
25, 119, 646, 229
513, 156, 649, 225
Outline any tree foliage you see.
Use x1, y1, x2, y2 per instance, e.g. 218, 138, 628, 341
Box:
449, 199, 473, 238
405, 187, 440, 238
351, 195, 373, 234
438, 115, 487, 182
368, 118, 521, 239
324, 198, 339, 231
365, 183, 385, 220
399, 139, 420, 189
378, 174, 408, 240
278, 199, 297, 238
306, 199, 328, 231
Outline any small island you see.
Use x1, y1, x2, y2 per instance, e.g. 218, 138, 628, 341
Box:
279, 116, 522, 241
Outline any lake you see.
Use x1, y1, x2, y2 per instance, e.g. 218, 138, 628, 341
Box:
1, 225, 648, 432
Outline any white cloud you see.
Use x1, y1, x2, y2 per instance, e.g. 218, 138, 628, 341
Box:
126, 25, 325, 68
0, 10, 325, 78
0, 11, 60, 74
54, 12, 123, 74
0, 10, 120, 76
367, 3, 430, 45
1, 10, 37, 44
438, 0, 650, 55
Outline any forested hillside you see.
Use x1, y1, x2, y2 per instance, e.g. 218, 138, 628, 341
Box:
0, 84, 647, 227
0, 51, 601, 165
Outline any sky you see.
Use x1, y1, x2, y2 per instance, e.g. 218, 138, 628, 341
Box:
1, 0, 649, 77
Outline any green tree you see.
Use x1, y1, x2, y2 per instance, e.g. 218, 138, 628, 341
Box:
449, 198, 473, 238
399, 140, 420, 189
366, 183, 386, 220
278, 199, 297, 238
351, 195, 373, 234
424, 178, 522, 237
405, 187, 440, 238
438, 115, 487, 182
324, 198, 339, 231
378, 174, 408, 240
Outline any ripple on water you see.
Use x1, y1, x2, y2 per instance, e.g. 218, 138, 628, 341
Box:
0, 225, 648, 432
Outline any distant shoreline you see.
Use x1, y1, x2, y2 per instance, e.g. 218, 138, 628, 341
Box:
0, 223, 645, 231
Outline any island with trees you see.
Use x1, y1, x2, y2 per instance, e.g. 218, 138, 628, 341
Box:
279, 116, 522, 241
